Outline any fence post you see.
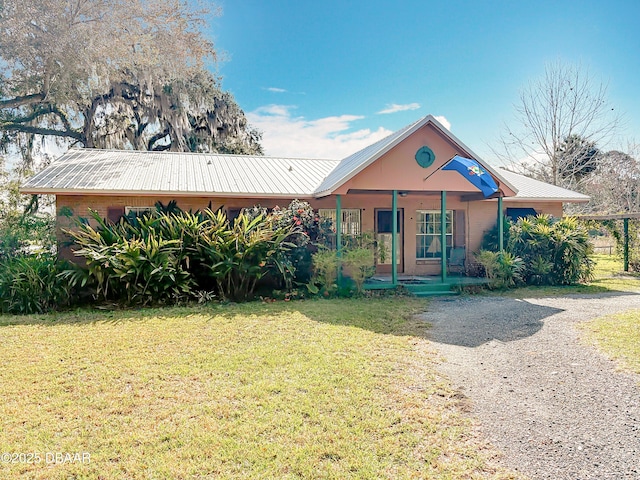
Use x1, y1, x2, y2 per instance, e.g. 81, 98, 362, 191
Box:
441, 190, 447, 283
336, 194, 342, 285
624, 217, 629, 272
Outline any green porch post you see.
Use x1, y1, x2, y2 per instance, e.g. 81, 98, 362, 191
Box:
336, 194, 342, 285
441, 190, 447, 283
392, 190, 398, 286
624, 217, 629, 272
498, 195, 504, 251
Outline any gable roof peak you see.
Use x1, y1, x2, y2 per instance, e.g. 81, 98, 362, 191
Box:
314, 114, 515, 197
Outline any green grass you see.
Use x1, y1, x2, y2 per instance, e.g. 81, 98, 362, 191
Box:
497, 254, 640, 297
0, 298, 517, 479
580, 310, 640, 374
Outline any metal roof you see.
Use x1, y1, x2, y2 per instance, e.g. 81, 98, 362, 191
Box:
21, 117, 588, 204
495, 168, 590, 203
21, 149, 340, 197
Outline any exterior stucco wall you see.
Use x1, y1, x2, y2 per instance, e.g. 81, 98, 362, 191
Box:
56, 194, 565, 273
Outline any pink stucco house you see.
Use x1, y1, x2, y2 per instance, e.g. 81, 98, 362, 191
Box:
21, 115, 588, 284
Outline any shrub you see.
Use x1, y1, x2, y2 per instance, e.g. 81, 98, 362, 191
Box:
196, 211, 298, 301
479, 214, 594, 287
0, 253, 72, 314
342, 247, 376, 294
0, 211, 56, 261
64, 207, 299, 304
268, 200, 333, 283
548, 216, 594, 284
309, 249, 340, 295
509, 215, 594, 285
475, 250, 524, 289
480, 214, 512, 252
65, 211, 195, 305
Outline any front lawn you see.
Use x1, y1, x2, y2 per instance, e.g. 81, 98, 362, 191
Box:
580, 310, 640, 374
0, 298, 515, 479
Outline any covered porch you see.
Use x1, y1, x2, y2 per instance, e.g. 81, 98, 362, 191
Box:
328, 187, 506, 289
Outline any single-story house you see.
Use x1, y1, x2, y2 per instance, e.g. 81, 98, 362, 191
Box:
21, 115, 588, 283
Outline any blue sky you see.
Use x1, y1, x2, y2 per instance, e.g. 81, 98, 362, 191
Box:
211, 0, 640, 162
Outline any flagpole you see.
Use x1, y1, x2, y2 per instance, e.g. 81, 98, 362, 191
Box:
423, 157, 454, 182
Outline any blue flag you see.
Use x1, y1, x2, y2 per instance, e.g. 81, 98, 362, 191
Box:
442, 155, 499, 198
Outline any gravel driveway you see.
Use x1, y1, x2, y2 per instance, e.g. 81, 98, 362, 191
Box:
421, 292, 640, 480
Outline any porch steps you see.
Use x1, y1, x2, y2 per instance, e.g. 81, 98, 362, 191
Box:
364, 281, 459, 296
402, 282, 458, 297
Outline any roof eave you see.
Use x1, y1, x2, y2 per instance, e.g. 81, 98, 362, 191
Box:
505, 197, 590, 203
19, 187, 315, 199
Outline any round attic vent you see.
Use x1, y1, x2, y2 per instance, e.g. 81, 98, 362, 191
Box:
415, 146, 435, 168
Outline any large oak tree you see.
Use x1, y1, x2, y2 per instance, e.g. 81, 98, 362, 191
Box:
0, 0, 262, 169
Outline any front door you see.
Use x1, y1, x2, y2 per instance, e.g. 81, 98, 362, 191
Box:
375, 209, 403, 274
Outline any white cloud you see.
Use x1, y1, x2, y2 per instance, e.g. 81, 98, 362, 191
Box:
377, 103, 421, 115
247, 105, 392, 159
265, 87, 287, 93
433, 115, 451, 131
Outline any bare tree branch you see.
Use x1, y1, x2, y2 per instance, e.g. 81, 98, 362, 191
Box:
494, 61, 620, 188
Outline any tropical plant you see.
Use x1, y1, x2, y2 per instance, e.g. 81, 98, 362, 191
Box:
508, 215, 594, 285
548, 216, 595, 284
475, 250, 524, 289
0, 253, 72, 313
196, 211, 298, 301
63, 211, 195, 305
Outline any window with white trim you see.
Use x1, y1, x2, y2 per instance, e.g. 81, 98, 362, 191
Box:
416, 210, 453, 259
318, 208, 361, 236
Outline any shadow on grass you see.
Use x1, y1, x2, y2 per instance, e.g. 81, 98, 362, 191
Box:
0, 296, 428, 333
2, 288, 638, 348
0, 303, 221, 328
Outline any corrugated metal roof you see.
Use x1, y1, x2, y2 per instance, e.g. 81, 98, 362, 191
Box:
496, 168, 590, 202
21, 149, 340, 197
21, 118, 588, 204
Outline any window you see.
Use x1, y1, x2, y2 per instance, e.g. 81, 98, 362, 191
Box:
319, 209, 361, 236
506, 207, 537, 221
416, 210, 453, 259
125, 206, 154, 216
227, 208, 243, 223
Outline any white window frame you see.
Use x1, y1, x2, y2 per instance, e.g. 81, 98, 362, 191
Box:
319, 208, 361, 236
416, 210, 453, 259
